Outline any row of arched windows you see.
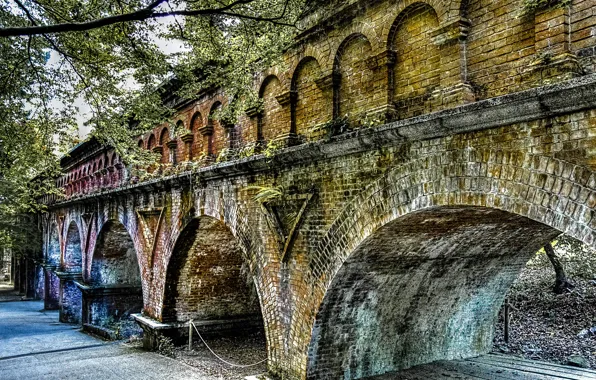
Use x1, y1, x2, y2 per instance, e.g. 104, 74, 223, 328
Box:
136, 3, 443, 164
58, 151, 125, 197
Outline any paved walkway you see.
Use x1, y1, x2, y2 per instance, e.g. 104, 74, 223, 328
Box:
0, 298, 248, 380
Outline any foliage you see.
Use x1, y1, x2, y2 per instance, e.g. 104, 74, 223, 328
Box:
531, 235, 596, 280
0, 0, 317, 255
321, 116, 350, 138
247, 185, 283, 204
521, 0, 571, 15
156, 334, 176, 358
262, 139, 283, 158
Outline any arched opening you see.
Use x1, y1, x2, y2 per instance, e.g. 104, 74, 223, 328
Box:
162, 216, 264, 343
333, 34, 374, 123
44, 224, 61, 310
189, 112, 203, 160
258, 75, 284, 144
291, 57, 330, 140
389, 3, 440, 119
59, 221, 83, 324
147, 134, 156, 150
84, 220, 143, 335
159, 128, 170, 164
62, 221, 82, 271
307, 206, 561, 379
207, 102, 222, 157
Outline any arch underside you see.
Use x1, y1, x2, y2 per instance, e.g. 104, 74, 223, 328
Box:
88, 221, 143, 327
163, 216, 262, 330
60, 222, 83, 324
307, 206, 560, 379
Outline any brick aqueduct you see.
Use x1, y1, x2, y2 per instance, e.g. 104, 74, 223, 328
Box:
11, 0, 596, 378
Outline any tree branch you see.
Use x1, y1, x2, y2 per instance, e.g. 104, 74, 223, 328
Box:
1, 0, 294, 37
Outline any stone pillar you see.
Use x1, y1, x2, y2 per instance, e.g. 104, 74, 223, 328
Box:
370, 50, 397, 122
43, 265, 60, 310
525, 4, 581, 84
166, 140, 178, 165
198, 122, 215, 160
57, 271, 83, 324
431, 17, 476, 110
181, 133, 194, 161
275, 90, 299, 145
77, 282, 143, 328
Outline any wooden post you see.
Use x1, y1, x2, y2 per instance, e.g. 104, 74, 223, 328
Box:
188, 319, 193, 351
504, 298, 510, 343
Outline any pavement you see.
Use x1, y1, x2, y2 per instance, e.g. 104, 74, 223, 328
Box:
0, 284, 253, 380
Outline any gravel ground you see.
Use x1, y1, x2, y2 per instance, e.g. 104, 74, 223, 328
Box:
492, 246, 596, 369
172, 331, 268, 379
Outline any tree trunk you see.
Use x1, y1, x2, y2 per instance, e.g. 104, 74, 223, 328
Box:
544, 242, 574, 294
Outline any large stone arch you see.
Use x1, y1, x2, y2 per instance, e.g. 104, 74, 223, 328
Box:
84, 219, 143, 328
62, 220, 83, 271
161, 215, 263, 337
304, 151, 596, 378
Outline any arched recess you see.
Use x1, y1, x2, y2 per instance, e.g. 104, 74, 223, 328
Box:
159, 128, 170, 164
190, 112, 203, 159
291, 57, 330, 140
388, 3, 440, 119
207, 102, 222, 156
59, 221, 83, 324
162, 216, 263, 333
62, 221, 82, 271
305, 151, 596, 379
333, 34, 374, 122
258, 75, 284, 143
87, 220, 143, 327
47, 224, 60, 267
147, 134, 156, 150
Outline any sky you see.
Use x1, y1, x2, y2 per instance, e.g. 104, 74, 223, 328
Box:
55, 18, 188, 140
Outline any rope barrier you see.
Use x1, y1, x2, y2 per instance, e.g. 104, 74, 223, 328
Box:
190, 321, 267, 368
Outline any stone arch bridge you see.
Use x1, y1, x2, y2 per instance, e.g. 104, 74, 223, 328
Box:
34, 75, 596, 380
13, 0, 596, 378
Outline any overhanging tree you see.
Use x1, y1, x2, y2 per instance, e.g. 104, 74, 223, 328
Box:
0, 0, 315, 255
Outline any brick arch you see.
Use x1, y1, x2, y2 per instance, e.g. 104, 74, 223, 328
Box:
387, 2, 441, 118
161, 215, 263, 327
333, 33, 374, 121
47, 222, 61, 267
85, 209, 146, 288
207, 101, 223, 156
305, 151, 596, 378
62, 220, 83, 271
258, 74, 285, 142
290, 56, 331, 139
159, 127, 170, 164
380, 0, 460, 44
147, 134, 156, 150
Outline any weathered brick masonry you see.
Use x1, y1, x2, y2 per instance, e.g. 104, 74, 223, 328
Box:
24, 0, 596, 379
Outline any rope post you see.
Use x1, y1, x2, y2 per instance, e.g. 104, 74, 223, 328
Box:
188, 319, 193, 351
